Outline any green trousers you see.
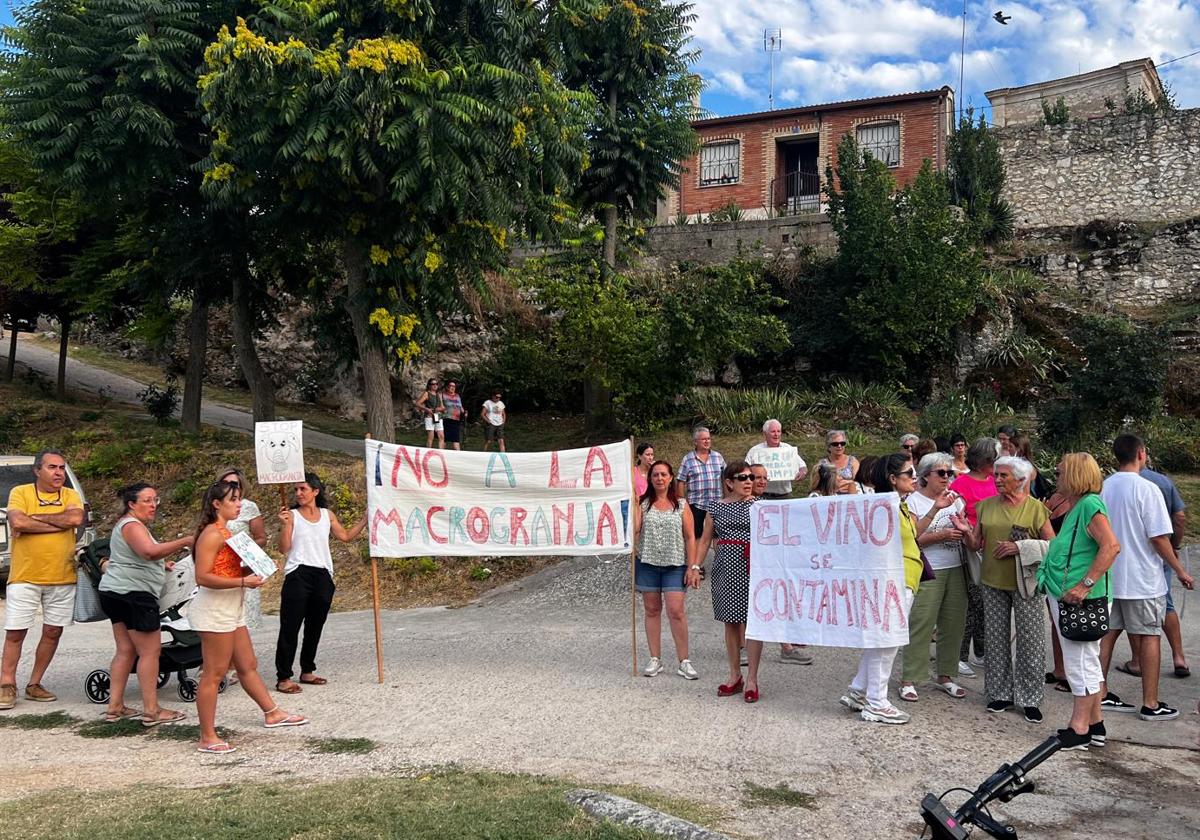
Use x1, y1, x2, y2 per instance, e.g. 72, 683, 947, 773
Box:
901, 564, 968, 683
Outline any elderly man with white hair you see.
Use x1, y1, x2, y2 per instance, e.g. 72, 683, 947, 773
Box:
952, 455, 1056, 723
744, 419, 807, 501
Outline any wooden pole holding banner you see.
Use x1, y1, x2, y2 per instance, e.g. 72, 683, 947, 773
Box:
629, 436, 638, 677
365, 433, 385, 684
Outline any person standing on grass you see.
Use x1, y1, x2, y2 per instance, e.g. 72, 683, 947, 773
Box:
191, 480, 307, 755
275, 473, 366, 695
441, 380, 468, 451
950, 437, 1002, 678
676, 426, 726, 541
0, 450, 84, 711
1098, 435, 1195, 721
415, 378, 445, 449
482, 388, 507, 452
99, 482, 192, 726
634, 460, 699, 681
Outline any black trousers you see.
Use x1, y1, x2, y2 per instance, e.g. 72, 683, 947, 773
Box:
275, 565, 335, 681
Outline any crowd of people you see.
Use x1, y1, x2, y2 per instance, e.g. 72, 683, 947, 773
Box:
633, 422, 1194, 748
1, 451, 365, 755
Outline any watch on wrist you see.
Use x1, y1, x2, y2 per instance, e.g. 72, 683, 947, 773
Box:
689, 565, 702, 572
1082, 576, 1096, 588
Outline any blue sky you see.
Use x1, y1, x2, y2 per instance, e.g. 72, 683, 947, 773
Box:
2, 1, 1196, 120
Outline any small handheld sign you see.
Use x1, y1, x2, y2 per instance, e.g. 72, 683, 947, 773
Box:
254, 421, 306, 485
225, 531, 277, 580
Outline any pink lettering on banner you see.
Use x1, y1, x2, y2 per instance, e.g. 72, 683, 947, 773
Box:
773, 579, 792, 620
812, 504, 837, 544
466, 507, 490, 543
510, 507, 530, 545
753, 576, 903, 631
882, 580, 907, 631
814, 582, 834, 625
832, 578, 855, 627
842, 502, 868, 544
391, 446, 422, 487
595, 502, 618, 545
423, 451, 450, 488
552, 504, 574, 545
425, 506, 447, 545
582, 447, 613, 488
388, 446, 451, 489
752, 579, 774, 621
548, 452, 577, 489
371, 508, 405, 544
756, 505, 780, 545
868, 500, 895, 546
858, 578, 881, 627
781, 505, 803, 545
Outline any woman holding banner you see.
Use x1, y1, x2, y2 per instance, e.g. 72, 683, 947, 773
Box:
191, 481, 307, 755
694, 460, 761, 702
635, 461, 699, 680
274, 472, 366, 695
839, 453, 925, 724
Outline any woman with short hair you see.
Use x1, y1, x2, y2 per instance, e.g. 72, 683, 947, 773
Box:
1036, 453, 1120, 750
952, 456, 1055, 723
99, 482, 193, 726
816, 430, 859, 494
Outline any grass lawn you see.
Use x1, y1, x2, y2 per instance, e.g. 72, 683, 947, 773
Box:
0, 767, 713, 840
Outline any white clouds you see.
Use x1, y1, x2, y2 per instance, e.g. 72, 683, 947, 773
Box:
688, 0, 1200, 116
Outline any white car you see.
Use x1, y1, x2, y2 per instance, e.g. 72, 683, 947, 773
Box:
0, 455, 96, 585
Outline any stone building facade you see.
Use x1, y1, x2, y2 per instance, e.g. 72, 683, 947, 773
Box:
986, 58, 1164, 127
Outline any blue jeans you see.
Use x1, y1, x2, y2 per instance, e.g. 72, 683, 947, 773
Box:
635, 559, 686, 593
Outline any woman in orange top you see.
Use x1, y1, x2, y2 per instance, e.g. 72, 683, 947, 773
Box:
190, 480, 307, 754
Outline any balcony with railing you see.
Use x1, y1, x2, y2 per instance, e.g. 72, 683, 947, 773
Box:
770, 169, 822, 217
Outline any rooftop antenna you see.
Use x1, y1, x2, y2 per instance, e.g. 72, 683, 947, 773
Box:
957, 0, 966, 110
764, 29, 781, 110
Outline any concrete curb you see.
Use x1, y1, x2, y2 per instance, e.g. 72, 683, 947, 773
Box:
564, 789, 732, 840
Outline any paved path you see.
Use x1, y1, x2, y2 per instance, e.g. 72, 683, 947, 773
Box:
1, 335, 360, 455
2, 555, 1197, 839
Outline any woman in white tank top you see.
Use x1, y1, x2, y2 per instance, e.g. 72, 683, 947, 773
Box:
274, 472, 366, 694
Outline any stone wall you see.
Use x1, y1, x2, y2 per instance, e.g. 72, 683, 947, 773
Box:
996, 109, 1200, 230
644, 215, 835, 265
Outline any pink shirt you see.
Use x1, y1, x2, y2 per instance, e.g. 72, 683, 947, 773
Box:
635, 471, 648, 498
950, 473, 998, 528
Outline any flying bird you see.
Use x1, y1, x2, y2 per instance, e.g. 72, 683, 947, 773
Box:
993, 11, 1011, 24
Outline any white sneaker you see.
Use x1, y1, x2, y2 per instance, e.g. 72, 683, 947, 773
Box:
642, 657, 663, 677
958, 660, 976, 677
677, 659, 699, 680
839, 688, 867, 711
969, 653, 986, 668
861, 704, 911, 725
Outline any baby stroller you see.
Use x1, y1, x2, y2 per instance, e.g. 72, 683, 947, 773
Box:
82, 545, 227, 704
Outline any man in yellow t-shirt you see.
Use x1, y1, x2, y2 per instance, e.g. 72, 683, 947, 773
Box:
1, 450, 84, 710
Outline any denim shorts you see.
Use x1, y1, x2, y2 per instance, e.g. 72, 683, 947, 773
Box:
635, 559, 686, 593
1163, 562, 1176, 614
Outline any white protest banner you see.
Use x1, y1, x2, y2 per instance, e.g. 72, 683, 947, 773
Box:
254, 421, 305, 484
225, 531, 277, 579
366, 440, 633, 558
747, 493, 909, 648
752, 444, 801, 482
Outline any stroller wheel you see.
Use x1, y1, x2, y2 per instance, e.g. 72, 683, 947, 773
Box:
157, 671, 170, 689
178, 677, 198, 702
85, 669, 111, 704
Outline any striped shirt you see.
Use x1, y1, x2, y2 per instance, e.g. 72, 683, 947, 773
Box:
677, 450, 727, 512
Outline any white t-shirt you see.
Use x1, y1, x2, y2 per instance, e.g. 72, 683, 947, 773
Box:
744, 442, 806, 496
483, 399, 505, 426
905, 492, 966, 570
1100, 471, 1173, 599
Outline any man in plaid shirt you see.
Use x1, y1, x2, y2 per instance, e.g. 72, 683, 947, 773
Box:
676, 426, 726, 539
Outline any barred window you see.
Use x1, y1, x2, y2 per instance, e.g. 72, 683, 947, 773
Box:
699, 140, 740, 185
856, 121, 900, 167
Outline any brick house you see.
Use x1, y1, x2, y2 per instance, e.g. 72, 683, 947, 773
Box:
664, 87, 955, 221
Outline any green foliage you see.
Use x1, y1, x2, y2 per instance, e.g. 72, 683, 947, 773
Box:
820, 379, 911, 431
822, 135, 983, 387
706, 201, 744, 223
469, 564, 493, 581
76, 441, 144, 478
0, 411, 20, 448
946, 108, 1012, 244
1144, 416, 1200, 472
1040, 97, 1070, 125
1123, 83, 1176, 116
918, 392, 1016, 441
172, 478, 200, 507
671, 211, 691, 226
326, 482, 360, 524
688, 387, 812, 433
137, 379, 181, 426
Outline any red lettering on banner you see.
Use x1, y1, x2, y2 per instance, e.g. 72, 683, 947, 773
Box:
756, 506, 780, 545
814, 582, 833, 625
805, 579, 822, 620
788, 578, 805, 617
465, 507, 490, 543
812, 504, 837, 544
868, 500, 895, 546
882, 580, 907, 631
595, 503, 618, 544
371, 508, 405, 544
782, 505, 803, 545
510, 507, 530, 545
582, 447, 613, 488
423, 451, 450, 488
832, 578, 854, 626
391, 446, 423, 487
858, 578, 881, 627
425, 506, 447, 545
773, 579, 792, 620
752, 579, 774, 621
842, 501, 868, 544
548, 452, 578, 488
551, 504, 574, 545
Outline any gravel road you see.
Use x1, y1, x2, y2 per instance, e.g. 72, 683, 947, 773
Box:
2, 554, 1198, 838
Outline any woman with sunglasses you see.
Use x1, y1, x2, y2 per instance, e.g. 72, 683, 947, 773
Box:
899, 454, 968, 702
693, 460, 762, 701
415, 378, 445, 449
816, 430, 859, 494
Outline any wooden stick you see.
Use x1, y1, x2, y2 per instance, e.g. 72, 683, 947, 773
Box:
629, 435, 638, 678
365, 433, 385, 684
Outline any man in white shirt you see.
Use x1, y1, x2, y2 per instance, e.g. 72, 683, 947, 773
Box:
744, 419, 807, 500
1098, 434, 1195, 721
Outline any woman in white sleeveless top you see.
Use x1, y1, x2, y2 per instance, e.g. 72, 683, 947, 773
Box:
274, 473, 366, 694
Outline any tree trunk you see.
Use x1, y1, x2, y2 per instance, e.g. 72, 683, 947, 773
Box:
4, 325, 16, 383
342, 237, 395, 442
56, 319, 70, 400
181, 289, 208, 433
230, 272, 276, 423
602, 86, 620, 268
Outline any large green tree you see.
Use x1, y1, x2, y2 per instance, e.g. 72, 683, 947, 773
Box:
947, 107, 1012, 245
199, 1, 591, 441
555, 0, 701, 266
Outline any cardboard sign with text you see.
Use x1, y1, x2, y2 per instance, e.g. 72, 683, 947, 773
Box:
254, 421, 305, 484
747, 493, 908, 649
750, 444, 801, 481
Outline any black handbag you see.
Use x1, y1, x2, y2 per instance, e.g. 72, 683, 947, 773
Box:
1057, 504, 1109, 642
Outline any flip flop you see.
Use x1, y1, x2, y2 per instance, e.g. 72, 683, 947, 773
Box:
102, 706, 142, 723
933, 681, 967, 699
264, 713, 309, 729
275, 680, 303, 694
1115, 661, 1141, 678
899, 684, 919, 702
142, 709, 187, 728
1174, 665, 1191, 678
298, 675, 328, 685
197, 742, 237, 755
1053, 678, 1071, 692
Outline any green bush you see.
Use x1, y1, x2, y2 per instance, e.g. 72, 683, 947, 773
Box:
688, 386, 812, 433
77, 441, 144, 478
171, 478, 199, 506
137, 378, 179, 425
0, 411, 20, 448
1145, 417, 1200, 472
918, 391, 1015, 440
820, 379, 910, 431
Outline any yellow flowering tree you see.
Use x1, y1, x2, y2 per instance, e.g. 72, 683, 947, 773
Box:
199, 1, 593, 441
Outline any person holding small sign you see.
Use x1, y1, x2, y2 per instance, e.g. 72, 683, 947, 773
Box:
274, 473, 366, 694
416, 378, 446, 449
191, 481, 307, 755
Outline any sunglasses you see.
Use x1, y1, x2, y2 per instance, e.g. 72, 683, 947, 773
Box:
732, 473, 754, 482
829, 441, 846, 447
901, 444, 914, 450
930, 469, 955, 479
895, 468, 916, 478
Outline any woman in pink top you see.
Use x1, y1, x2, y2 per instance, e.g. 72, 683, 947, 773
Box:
949, 437, 1001, 676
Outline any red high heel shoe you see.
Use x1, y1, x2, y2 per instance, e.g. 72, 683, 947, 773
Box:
717, 677, 744, 697
744, 687, 760, 703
